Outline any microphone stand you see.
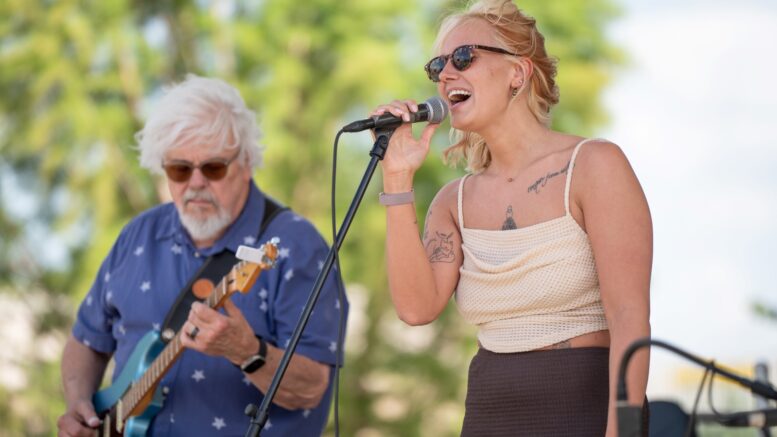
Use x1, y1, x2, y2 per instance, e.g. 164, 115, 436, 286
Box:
617, 337, 777, 437
243, 128, 395, 437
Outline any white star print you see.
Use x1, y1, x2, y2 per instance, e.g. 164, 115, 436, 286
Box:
284, 269, 294, 281
335, 299, 340, 309
106, 291, 113, 301
152, 323, 161, 331
103, 272, 111, 282
258, 288, 268, 299
260, 301, 268, 312
243, 235, 256, 245
329, 341, 337, 353
278, 247, 290, 259
140, 281, 151, 292
284, 339, 290, 348
134, 246, 144, 256
317, 260, 324, 270
86, 295, 93, 306
212, 417, 226, 430
171, 244, 182, 255
170, 413, 175, 423
118, 324, 126, 335
192, 370, 205, 382
264, 419, 272, 430
84, 339, 91, 347
303, 409, 311, 418
242, 375, 251, 386
292, 215, 303, 222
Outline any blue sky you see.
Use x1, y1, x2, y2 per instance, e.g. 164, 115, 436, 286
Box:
603, 0, 777, 398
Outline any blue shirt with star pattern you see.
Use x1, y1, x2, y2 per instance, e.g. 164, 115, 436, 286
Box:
73, 181, 347, 436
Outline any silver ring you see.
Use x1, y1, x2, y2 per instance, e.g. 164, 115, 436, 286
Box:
189, 326, 199, 340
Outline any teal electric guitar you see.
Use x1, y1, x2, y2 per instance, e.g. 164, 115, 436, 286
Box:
91, 241, 278, 436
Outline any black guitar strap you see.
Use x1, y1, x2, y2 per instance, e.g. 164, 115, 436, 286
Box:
159, 196, 289, 343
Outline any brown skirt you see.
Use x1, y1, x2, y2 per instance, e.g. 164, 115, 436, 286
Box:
462, 347, 643, 436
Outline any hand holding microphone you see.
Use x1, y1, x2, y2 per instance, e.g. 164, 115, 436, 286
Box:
352, 97, 448, 183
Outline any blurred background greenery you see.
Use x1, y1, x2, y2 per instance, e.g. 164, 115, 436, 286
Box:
0, 0, 624, 435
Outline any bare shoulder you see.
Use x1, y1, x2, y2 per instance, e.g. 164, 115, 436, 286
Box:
430, 177, 465, 209
574, 139, 633, 173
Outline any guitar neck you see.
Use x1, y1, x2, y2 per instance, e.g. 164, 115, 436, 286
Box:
118, 262, 245, 420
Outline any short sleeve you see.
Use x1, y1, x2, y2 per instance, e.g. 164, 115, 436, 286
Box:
71, 228, 130, 353
268, 216, 347, 366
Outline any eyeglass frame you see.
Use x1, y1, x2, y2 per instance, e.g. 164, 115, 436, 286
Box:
424, 44, 519, 83
161, 150, 242, 183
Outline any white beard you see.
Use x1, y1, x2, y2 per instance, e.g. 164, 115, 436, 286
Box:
177, 189, 233, 242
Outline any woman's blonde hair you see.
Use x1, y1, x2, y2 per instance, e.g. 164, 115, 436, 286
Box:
438, 0, 559, 173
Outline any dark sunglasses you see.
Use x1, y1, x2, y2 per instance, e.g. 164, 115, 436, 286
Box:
162, 152, 240, 183
424, 44, 518, 83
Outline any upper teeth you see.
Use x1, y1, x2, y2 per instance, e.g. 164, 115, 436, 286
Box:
448, 89, 471, 99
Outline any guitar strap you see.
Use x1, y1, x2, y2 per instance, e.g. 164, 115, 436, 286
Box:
159, 195, 289, 343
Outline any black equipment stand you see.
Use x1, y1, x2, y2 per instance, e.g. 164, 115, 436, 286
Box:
243, 129, 394, 436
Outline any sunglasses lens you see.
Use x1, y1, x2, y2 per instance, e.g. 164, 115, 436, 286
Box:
426, 56, 446, 82
452, 46, 474, 71
164, 164, 193, 182
201, 162, 229, 181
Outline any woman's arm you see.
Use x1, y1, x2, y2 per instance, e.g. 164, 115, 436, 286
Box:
575, 141, 652, 437
375, 99, 462, 325
384, 180, 463, 325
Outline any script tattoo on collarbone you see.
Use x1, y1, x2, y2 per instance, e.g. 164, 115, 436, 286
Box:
527, 160, 571, 195
426, 231, 455, 263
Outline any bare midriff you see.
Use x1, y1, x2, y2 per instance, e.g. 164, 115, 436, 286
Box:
536, 329, 610, 351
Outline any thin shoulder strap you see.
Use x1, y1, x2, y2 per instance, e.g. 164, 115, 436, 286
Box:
457, 174, 471, 232
564, 138, 603, 215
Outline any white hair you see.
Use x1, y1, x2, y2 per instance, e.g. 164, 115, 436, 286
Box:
136, 74, 264, 174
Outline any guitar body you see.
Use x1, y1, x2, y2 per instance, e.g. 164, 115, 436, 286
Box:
87, 242, 278, 437
93, 331, 166, 436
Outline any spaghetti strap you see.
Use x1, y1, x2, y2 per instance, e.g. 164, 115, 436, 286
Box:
563, 138, 604, 215
457, 175, 470, 233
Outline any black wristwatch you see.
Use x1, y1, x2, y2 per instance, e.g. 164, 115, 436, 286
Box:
239, 334, 267, 374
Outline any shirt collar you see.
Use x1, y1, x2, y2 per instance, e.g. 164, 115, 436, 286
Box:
156, 181, 266, 256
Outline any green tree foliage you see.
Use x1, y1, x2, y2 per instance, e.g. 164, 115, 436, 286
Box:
0, 0, 620, 435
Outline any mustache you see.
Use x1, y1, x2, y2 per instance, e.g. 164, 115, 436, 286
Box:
183, 189, 218, 206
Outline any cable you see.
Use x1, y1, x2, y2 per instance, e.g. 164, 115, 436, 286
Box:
330, 129, 347, 436
707, 365, 724, 418
685, 366, 711, 437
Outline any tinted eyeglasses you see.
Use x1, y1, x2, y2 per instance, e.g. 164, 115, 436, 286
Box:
162, 152, 240, 183
424, 44, 518, 83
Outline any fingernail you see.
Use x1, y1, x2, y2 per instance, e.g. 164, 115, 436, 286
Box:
87, 416, 101, 427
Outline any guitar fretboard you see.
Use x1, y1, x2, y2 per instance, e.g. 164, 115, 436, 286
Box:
119, 261, 248, 420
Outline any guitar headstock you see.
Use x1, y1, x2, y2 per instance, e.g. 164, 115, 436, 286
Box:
231, 238, 280, 294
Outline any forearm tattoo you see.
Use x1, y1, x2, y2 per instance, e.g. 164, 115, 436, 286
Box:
527, 160, 571, 194
426, 231, 456, 263
501, 205, 518, 230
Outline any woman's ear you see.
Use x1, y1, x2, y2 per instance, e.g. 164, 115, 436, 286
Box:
512, 57, 534, 88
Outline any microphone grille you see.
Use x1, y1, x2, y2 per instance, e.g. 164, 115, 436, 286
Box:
424, 96, 449, 124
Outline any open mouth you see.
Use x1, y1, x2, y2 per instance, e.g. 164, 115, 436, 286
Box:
447, 89, 472, 107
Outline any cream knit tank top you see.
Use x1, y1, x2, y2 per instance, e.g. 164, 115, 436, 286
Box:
454, 138, 608, 353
